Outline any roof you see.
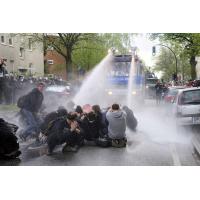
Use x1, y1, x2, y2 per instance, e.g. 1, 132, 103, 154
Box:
181, 87, 200, 91
177, 87, 200, 95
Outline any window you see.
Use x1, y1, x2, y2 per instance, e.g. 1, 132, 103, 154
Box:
1, 35, 5, 43
9, 38, 13, 45
19, 47, 24, 58
47, 60, 54, 65
28, 38, 32, 50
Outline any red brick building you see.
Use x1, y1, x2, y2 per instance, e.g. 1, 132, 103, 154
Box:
44, 49, 67, 79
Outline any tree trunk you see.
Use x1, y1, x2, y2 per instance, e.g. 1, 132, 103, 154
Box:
190, 55, 197, 80
65, 49, 73, 80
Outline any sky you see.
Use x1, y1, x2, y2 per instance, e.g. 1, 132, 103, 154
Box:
132, 34, 159, 67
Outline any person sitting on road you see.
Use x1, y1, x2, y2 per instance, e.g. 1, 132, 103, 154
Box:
80, 111, 100, 142
47, 112, 84, 155
122, 105, 138, 132
74, 105, 83, 119
92, 105, 108, 137
106, 103, 127, 147
40, 106, 68, 136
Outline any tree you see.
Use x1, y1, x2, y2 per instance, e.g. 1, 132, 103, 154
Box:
32, 33, 134, 79
153, 47, 190, 81
150, 33, 200, 79
72, 33, 134, 71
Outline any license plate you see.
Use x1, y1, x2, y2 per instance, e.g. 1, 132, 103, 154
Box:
192, 117, 200, 124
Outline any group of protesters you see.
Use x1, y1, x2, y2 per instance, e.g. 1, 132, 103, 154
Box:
14, 81, 138, 156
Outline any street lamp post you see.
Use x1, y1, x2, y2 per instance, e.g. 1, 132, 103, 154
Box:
153, 44, 178, 80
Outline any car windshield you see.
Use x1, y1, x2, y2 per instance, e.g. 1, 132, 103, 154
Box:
180, 90, 200, 104
168, 89, 178, 96
168, 88, 184, 96
46, 86, 65, 92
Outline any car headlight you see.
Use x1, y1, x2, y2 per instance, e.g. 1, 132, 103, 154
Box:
108, 91, 113, 95
146, 85, 149, 89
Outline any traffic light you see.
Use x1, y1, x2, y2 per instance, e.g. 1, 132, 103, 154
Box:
152, 46, 156, 56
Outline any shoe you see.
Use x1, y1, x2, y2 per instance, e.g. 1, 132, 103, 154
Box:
62, 145, 79, 153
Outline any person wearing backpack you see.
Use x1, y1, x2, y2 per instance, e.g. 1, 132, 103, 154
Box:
18, 82, 45, 141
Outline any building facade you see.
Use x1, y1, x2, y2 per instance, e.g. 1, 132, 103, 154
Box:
44, 49, 67, 79
0, 33, 44, 76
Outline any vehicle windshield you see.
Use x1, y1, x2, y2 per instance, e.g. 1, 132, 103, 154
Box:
168, 87, 184, 96
108, 62, 130, 77
146, 79, 158, 84
180, 90, 200, 104
46, 86, 66, 92
168, 89, 179, 96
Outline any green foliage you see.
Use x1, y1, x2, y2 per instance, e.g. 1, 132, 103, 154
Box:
154, 47, 191, 81
72, 33, 134, 71
150, 33, 200, 79
31, 33, 135, 79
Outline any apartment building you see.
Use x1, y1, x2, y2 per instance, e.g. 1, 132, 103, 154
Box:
0, 33, 44, 76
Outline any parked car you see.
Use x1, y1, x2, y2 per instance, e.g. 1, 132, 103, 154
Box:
172, 87, 200, 125
44, 85, 71, 100
164, 86, 185, 103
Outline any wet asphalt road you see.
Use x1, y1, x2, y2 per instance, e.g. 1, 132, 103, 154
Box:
0, 100, 200, 166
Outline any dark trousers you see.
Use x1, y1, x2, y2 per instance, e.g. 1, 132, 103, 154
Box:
47, 131, 83, 153
21, 109, 42, 138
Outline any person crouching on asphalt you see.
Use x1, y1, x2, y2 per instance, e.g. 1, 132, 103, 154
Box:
122, 105, 137, 132
18, 82, 45, 142
106, 103, 127, 147
47, 112, 84, 155
92, 105, 108, 137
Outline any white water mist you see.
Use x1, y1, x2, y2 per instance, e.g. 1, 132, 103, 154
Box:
73, 53, 113, 106
127, 55, 136, 108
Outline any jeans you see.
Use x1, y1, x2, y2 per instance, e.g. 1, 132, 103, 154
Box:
21, 109, 42, 138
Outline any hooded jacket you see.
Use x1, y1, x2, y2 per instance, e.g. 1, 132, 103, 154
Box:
122, 106, 137, 131
106, 109, 126, 139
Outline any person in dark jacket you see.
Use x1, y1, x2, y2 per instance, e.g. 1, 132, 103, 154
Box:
80, 111, 100, 141
0, 58, 8, 104
19, 82, 45, 141
47, 112, 84, 155
0, 118, 21, 159
92, 105, 108, 137
122, 106, 138, 131
40, 106, 68, 135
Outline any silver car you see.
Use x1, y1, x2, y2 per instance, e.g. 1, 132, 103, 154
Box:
172, 87, 200, 125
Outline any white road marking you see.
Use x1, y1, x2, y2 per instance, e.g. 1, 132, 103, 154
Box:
169, 143, 181, 166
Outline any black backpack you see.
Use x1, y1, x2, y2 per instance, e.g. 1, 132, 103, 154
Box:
17, 95, 27, 108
